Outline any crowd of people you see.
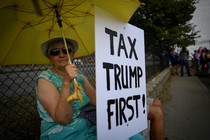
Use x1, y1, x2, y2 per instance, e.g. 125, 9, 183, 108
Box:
168, 46, 210, 76
192, 46, 210, 73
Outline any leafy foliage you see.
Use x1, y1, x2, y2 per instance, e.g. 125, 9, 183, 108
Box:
130, 0, 200, 56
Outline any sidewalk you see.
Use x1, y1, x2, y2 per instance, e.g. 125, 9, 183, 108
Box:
164, 74, 210, 140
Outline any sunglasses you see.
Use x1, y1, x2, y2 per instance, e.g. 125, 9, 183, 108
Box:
49, 48, 72, 56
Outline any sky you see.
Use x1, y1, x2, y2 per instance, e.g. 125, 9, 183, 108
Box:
187, 0, 210, 55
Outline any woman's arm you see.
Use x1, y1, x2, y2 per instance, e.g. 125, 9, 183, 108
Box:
37, 64, 78, 125
37, 78, 73, 125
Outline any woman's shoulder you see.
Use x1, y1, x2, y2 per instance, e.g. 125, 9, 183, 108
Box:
38, 69, 52, 78
37, 69, 57, 82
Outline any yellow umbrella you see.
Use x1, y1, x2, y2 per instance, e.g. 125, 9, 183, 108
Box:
0, 0, 141, 66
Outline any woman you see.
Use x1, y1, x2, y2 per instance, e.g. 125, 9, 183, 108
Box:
206, 49, 210, 73
179, 46, 192, 77
193, 47, 202, 72
200, 49, 208, 72
36, 37, 144, 140
168, 47, 179, 75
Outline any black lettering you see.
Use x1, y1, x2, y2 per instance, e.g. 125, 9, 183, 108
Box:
136, 67, 143, 88
121, 65, 128, 89
115, 98, 119, 127
107, 99, 115, 130
114, 64, 122, 90
127, 96, 134, 121
133, 95, 141, 118
119, 98, 127, 125
129, 66, 136, 88
105, 27, 117, 55
107, 95, 142, 130
103, 62, 114, 91
128, 37, 138, 60
118, 34, 128, 58
103, 63, 143, 91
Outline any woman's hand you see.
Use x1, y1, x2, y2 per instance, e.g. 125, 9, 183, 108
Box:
64, 64, 78, 82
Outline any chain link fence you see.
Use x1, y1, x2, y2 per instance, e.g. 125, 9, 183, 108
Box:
0, 53, 169, 139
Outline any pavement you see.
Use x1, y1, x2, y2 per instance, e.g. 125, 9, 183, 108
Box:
164, 73, 210, 140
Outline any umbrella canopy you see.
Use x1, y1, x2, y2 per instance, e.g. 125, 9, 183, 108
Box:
0, 0, 141, 66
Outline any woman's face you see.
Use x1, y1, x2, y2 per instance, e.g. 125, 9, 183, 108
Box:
48, 43, 74, 69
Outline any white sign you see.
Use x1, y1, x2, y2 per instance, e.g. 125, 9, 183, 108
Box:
95, 7, 147, 140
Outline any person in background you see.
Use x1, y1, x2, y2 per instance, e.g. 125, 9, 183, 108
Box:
36, 37, 144, 140
200, 48, 208, 72
206, 49, 210, 73
179, 46, 192, 77
193, 47, 202, 72
168, 47, 179, 75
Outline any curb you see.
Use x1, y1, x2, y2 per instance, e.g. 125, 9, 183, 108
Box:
142, 67, 171, 140
146, 67, 171, 98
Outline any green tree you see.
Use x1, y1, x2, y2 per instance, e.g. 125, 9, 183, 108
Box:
130, 0, 200, 56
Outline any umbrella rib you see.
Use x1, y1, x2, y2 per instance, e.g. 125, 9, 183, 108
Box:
60, 0, 93, 18
23, 2, 56, 29
59, 0, 65, 9
2, 0, 90, 18
61, 0, 86, 7
2, 24, 29, 65
3, 2, 56, 28
61, 0, 86, 13
58, 0, 86, 17
48, 15, 57, 38
62, 16, 90, 54
42, 0, 55, 8
4, 5, 37, 15
31, 8, 55, 28
62, 16, 74, 27
23, 18, 55, 29
62, 8, 93, 17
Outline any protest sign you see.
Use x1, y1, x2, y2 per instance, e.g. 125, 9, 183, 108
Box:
95, 7, 147, 140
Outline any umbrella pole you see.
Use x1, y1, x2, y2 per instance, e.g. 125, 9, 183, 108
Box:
54, 6, 72, 64
61, 28, 83, 103
55, 8, 83, 103
61, 27, 83, 103
61, 28, 72, 64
